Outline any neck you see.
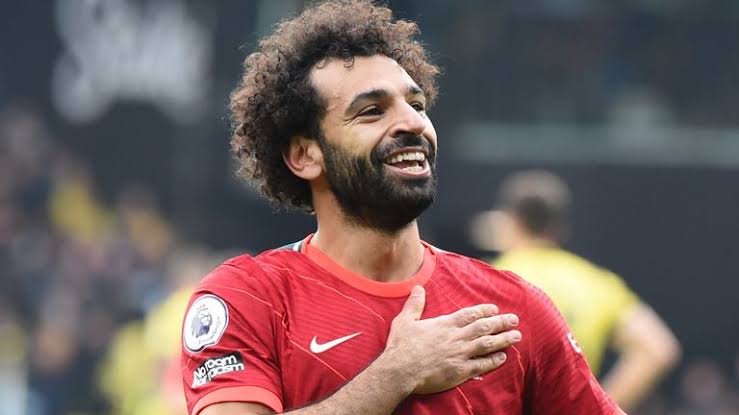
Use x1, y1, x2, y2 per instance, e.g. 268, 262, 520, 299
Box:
311, 194, 425, 283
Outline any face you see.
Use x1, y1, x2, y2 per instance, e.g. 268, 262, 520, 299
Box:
310, 55, 438, 233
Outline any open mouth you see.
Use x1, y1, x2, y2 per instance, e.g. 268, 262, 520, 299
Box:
383, 150, 431, 176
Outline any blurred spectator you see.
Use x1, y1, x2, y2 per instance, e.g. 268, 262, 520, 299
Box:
471, 170, 681, 411
0, 103, 178, 414
48, 154, 112, 247
672, 358, 739, 415
0, 298, 27, 415
98, 246, 232, 415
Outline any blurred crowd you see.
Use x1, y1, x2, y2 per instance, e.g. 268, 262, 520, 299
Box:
0, 104, 229, 415
639, 357, 739, 415
0, 103, 738, 415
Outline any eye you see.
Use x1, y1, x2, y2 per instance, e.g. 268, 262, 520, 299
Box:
358, 106, 383, 117
410, 102, 426, 112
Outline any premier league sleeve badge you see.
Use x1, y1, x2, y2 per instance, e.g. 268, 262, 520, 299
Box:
183, 294, 229, 353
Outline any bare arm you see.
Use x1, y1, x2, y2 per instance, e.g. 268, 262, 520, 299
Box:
200, 286, 521, 415
601, 303, 681, 412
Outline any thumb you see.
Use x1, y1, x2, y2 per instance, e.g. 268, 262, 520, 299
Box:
399, 285, 426, 321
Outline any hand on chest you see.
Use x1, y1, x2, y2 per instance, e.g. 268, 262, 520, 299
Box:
278, 289, 527, 412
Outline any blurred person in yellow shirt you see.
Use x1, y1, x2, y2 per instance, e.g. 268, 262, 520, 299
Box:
99, 247, 226, 415
471, 170, 681, 412
0, 299, 27, 415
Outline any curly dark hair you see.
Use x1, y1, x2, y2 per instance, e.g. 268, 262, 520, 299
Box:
229, 0, 440, 211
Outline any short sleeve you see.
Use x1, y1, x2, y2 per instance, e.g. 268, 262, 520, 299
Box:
522, 279, 622, 415
181, 260, 284, 415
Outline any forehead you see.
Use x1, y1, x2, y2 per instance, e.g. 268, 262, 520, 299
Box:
310, 55, 420, 107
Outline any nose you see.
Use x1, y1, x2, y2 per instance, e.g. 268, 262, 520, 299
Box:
389, 101, 427, 138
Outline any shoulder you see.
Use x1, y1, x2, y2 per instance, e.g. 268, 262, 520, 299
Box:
432, 247, 533, 298
189, 251, 284, 313
195, 253, 264, 292
439, 249, 557, 322
436, 247, 525, 277
558, 251, 639, 302
186, 254, 270, 318
553, 249, 621, 283
197, 241, 308, 289
182, 253, 288, 351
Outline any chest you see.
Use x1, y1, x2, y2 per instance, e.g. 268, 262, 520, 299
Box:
276, 287, 528, 414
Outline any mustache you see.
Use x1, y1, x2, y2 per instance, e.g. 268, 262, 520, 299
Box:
372, 134, 435, 163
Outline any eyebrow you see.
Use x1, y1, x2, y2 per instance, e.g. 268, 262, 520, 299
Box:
344, 85, 426, 117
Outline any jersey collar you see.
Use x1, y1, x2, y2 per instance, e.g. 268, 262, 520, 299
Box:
300, 233, 436, 298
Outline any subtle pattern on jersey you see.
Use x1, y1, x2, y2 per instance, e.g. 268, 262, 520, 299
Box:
181, 237, 619, 414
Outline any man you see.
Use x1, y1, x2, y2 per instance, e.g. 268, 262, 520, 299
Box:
180, 1, 624, 414
476, 170, 680, 412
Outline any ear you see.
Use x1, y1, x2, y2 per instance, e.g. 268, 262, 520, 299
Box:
283, 135, 324, 180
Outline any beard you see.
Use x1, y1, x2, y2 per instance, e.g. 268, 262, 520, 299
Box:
319, 132, 437, 234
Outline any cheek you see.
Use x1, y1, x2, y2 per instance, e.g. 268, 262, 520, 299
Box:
339, 127, 381, 158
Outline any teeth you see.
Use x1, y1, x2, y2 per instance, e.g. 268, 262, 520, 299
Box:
386, 151, 426, 164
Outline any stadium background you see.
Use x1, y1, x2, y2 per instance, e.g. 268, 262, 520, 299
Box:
1, 0, 738, 414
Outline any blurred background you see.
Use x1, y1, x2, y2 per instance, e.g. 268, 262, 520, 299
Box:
1, 0, 738, 414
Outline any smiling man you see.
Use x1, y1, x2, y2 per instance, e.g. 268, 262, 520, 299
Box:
180, 1, 624, 414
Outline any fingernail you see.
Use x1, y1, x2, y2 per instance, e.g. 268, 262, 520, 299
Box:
508, 315, 519, 326
495, 352, 507, 363
411, 286, 423, 296
510, 330, 522, 341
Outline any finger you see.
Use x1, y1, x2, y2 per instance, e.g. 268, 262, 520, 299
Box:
467, 330, 522, 357
465, 352, 509, 378
398, 285, 426, 321
447, 304, 499, 327
459, 313, 519, 339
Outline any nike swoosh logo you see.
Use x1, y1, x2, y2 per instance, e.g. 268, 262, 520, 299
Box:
309, 332, 362, 354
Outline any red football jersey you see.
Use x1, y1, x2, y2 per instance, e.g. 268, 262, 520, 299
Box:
181, 235, 621, 414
